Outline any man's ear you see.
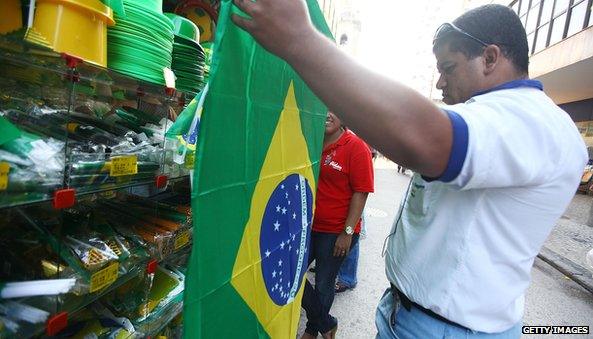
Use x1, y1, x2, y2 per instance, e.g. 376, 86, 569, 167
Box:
482, 45, 501, 75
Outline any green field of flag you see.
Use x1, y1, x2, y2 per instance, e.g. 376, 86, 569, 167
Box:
183, 0, 333, 337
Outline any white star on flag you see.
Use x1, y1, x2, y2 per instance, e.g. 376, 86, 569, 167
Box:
282, 207, 287, 214
274, 220, 280, 231
265, 249, 271, 257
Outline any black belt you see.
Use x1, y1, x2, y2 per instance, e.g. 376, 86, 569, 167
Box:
390, 283, 468, 330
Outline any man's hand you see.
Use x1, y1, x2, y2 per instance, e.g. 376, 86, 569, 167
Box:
231, 0, 317, 61
333, 233, 353, 257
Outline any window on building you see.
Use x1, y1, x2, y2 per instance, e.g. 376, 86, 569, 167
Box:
526, 1, 541, 34
540, 0, 555, 25
527, 32, 536, 53
567, 0, 589, 36
519, 0, 531, 16
534, 22, 551, 52
549, 12, 568, 44
554, 0, 571, 16
588, 0, 593, 28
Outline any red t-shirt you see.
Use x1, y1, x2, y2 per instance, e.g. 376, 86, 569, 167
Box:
313, 130, 374, 234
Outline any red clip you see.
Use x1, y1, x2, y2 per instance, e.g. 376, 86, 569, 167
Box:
155, 175, 168, 189
165, 87, 176, 97
61, 53, 83, 68
146, 259, 158, 274
46, 312, 68, 336
52, 188, 76, 209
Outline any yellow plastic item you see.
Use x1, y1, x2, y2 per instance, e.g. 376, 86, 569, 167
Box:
0, 0, 23, 34
178, 6, 215, 43
33, 0, 115, 67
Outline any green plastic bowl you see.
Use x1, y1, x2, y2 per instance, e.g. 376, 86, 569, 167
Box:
128, 0, 163, 13
164, 13, 200, 45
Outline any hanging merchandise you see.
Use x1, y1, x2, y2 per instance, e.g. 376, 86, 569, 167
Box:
174, 0, 219, 43
107, 0, 175, 85
32, 0, 115, 67
165, 13, 206, 94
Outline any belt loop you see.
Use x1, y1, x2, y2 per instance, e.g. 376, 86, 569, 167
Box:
390, 283, 412, 311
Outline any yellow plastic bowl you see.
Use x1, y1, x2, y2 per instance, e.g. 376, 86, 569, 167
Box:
0, 0, 23, 34
33, 0, 115, 67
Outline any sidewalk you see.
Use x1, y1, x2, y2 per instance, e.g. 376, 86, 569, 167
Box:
297, 159, 593, 338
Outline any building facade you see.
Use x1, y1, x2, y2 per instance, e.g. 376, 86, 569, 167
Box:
509, 0, 593, 145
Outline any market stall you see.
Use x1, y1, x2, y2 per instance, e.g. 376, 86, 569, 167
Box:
0, 0, 218, 337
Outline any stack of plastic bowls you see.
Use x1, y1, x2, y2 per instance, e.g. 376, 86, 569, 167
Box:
107, 0, 174, 85
165, 13, 206, 94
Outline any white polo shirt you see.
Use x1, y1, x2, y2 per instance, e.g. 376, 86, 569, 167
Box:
385, 80, 587, 333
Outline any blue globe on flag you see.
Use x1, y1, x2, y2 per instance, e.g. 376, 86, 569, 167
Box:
260, 173, 313, 305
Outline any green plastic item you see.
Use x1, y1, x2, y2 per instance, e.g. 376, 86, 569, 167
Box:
0, 116, 22, 146
131, 0, 162, 13
107, 0, 174, 85
101, 0, 126, 17
164, 13, 200, 45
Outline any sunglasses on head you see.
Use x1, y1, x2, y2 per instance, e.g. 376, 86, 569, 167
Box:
433, 22, 489, 47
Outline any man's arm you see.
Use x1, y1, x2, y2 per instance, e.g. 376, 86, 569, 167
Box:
333, 192, 368, 257
232, 0, 453, 178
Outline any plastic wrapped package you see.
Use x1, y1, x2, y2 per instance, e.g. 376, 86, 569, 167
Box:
0, 301, 50, 338
0, 112, 65, 205
98, 200, 192, 260
101, 266, 184, 334
0, 211, 75, 281
15, 205, 147, 295
155, 313, 183, 339
53, 305, 138, 339
133, 267, 184, 334
104, 213, 175, 261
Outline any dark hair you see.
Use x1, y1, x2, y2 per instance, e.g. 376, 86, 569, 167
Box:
433, 4, 529, 74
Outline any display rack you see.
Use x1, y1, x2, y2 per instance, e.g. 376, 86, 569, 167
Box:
0, 29, 195, 338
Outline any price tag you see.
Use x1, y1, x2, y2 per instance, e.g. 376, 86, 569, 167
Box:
90, 262, 119, 293
0, 162, 9, 191
164, 67, 176, 89
174, 231, 190, 250
110, 155, 138, 177
184, 152, 195, 169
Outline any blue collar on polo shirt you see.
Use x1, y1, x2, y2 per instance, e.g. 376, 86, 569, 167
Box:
473, 79, 543, 98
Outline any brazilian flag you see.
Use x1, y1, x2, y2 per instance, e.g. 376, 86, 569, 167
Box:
183, 0, 332, 338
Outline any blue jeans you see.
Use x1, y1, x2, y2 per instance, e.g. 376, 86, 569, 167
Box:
337, 213, 365, 288
337, 240, 359, 288
302, 231, 359, 335
375, 288, 522, 339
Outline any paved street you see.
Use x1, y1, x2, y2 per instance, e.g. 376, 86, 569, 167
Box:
298, 158, 593, 338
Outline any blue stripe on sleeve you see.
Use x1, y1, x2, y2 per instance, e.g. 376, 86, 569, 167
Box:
423, 109, 469, 183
